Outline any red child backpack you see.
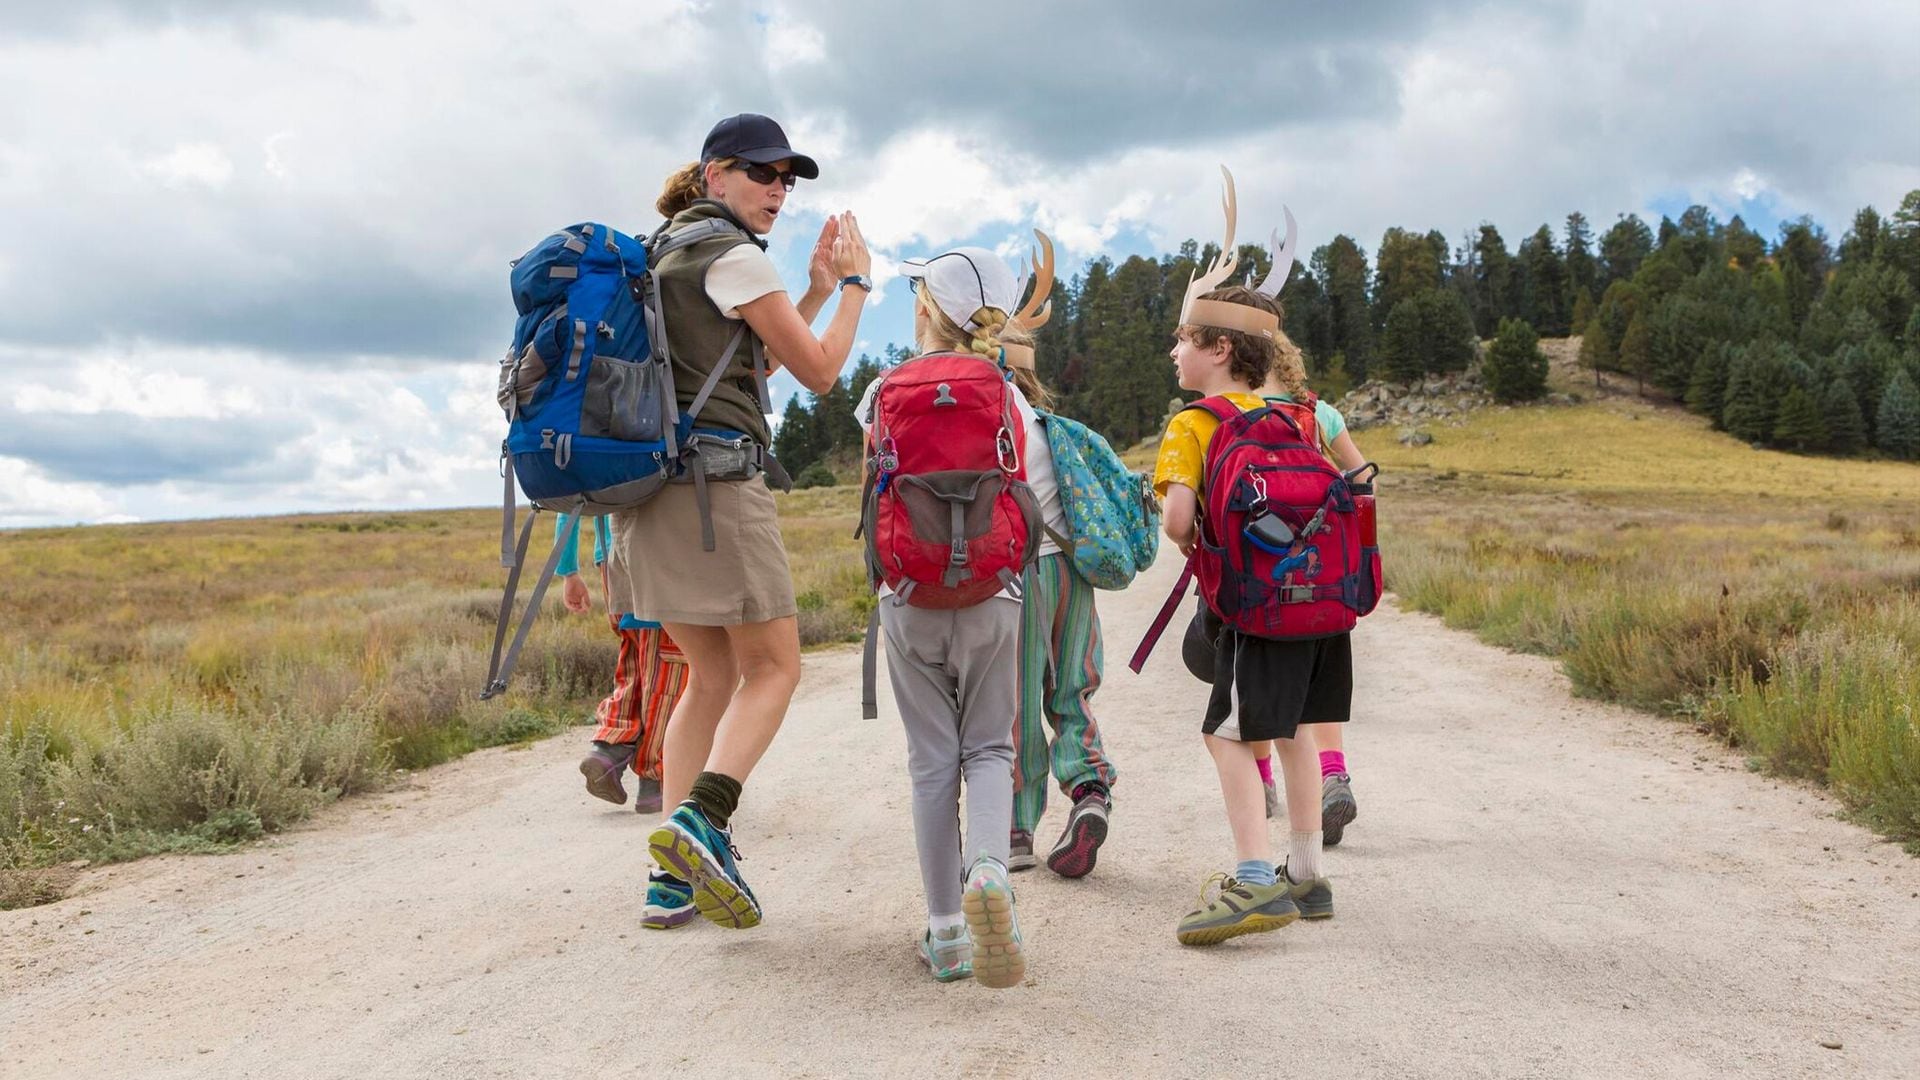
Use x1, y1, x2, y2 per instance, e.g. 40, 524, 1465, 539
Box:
1129, 393, 1382, 673
861, 352, 1041, 608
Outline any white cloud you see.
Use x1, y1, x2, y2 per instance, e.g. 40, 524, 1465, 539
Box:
761, 8, 826, 71
138, 142, 234, 189
0, 456, 124, 528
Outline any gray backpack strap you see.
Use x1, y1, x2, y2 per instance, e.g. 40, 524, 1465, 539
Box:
1041, 523, 1074, 554
482, 508, 580, 699
750, 334, 772, 419
685, 324, 747, 423
689, 457, 716, 553
499, 440, 517, 567
861, 605, 881, 720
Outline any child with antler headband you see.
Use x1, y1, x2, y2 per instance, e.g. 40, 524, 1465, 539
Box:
997, 236, 1121, 881
1150, 169, 1360, 945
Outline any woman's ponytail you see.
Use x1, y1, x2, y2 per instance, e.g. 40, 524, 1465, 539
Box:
656, 161, 706, 218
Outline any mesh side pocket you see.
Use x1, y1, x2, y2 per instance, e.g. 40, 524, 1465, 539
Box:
580, 357, 666, 442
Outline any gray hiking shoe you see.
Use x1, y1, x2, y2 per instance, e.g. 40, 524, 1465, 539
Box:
1008, 831, 1038, 873
579, 742, 636, 805
1322, 773, 1357, 846
632, 775, 663, 815
1175, 873, 1299, 946
1282, 863, 1334, 919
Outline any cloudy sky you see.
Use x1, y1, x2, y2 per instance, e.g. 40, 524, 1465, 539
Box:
2, 0, 1916, 527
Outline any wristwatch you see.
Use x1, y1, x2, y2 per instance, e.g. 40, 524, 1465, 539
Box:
839, 274, 873, 293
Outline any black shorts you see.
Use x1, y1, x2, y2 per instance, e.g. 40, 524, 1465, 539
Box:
1201, 623, 1352, 742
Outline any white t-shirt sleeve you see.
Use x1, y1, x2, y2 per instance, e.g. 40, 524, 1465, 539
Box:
1008, 382, 1067, 557
703, 244, 787, 320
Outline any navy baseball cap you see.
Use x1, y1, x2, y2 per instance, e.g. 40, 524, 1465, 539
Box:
700, 113, 819, 179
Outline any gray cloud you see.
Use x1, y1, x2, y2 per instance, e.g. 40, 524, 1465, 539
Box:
0, 0, 378, 38
0, 408, 311, 486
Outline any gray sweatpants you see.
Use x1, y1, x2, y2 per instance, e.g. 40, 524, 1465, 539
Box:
878, 596, 1021, 919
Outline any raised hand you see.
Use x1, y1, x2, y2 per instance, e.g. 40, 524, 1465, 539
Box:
830, 211, 872, 280
808, 216, 839, 295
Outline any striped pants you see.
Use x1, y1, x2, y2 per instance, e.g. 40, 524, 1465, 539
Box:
1012, 553, 1117, 835
589, 571, 688, 780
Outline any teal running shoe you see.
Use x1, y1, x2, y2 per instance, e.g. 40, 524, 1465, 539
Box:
642, 869, 695, 930
648, 801, 762, 929
962, 857, 1026, 988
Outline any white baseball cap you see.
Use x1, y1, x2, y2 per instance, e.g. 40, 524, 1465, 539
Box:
899, 247, 1020, 332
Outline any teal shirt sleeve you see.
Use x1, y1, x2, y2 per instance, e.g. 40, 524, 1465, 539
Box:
593, 517, 612, 569
1314, 400, 1347, 443
552, 514, 584, 577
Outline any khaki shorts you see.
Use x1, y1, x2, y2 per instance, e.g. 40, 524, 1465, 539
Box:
612, 479, 797, 626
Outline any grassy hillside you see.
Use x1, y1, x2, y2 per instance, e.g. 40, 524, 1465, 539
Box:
1353, 393, 1920, 850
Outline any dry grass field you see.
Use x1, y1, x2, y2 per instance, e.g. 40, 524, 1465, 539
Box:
1355, 394, 1920, 851
4, 379, 1917, 907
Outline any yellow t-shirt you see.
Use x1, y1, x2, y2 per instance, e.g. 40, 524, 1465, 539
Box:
1153, 393, 1346, 498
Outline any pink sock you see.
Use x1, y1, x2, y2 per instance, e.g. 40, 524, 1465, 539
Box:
1255, 755, 1275, 785
1319, 750, 1346, 779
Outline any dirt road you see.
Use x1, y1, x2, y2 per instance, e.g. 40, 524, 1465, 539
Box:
6, 549, 1918, 1079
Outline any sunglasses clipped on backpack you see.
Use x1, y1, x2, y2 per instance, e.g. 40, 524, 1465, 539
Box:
732, 161, 799, 191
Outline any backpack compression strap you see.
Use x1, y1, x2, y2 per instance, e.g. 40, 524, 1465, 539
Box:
1128, 560, 1195, 674
482, 507, 581, 699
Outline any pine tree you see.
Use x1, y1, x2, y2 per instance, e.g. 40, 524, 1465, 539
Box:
773, 394, 819, 475
1373, 227, 1441, 329
1519, 224, 1570, 334
1315, 236, 1374, 384
1685, 343, 1733, 424
1599, 214, 1654, 289
1471, 224, 1513, 337
1578, 316, 1611, 391
1820, 378, 1868, 453
1771, 387, 1829, 451
1876, 367, 1920, 459
1618, 311, 1653, 394
1570, 287, 1596, 333
1483, 317, 1549, 403
1721, 349, 1783, 443
1564, 212, 1597, 300
1379, 299, 1426, 383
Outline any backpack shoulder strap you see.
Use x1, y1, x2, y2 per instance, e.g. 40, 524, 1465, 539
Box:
1180, 396, 1242, 425
648, 218, 745, 264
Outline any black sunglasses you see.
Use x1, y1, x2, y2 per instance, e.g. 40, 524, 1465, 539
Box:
732, 161, 799, 191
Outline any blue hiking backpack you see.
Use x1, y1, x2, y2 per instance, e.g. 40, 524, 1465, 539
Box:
1037, 411, 1160, 589
483, 218, 778, 699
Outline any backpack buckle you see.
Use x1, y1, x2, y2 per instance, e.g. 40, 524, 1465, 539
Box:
996, 428, 1019, 473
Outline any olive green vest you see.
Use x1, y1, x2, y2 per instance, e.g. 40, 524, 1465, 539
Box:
653, 200, 774, 445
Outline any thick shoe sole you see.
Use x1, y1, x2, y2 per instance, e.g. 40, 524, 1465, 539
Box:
647, 823, 761, 930
1046, 811, 1107, 879
580, 758, 629, 805
1007, 852, 1039, 873
641, 903, 697, 930
1323, 792, 1358, 847
1176, 907, 1299, 947
961, 879, 1026, 989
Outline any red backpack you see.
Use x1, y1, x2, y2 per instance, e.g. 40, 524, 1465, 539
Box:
1129, 394, 1381, 672
861, 351, 1041, 606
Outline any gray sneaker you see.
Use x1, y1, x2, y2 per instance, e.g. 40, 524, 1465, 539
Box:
1282, 863, 1334, 919
1046, 792, 1109, 879
1008, 831, 1038, 873
579, 742, 636, 805
1322, 773, 1357, 846
632, 775, 663, 815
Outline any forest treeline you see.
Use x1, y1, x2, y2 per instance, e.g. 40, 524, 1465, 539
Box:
773, 190, 1920, 481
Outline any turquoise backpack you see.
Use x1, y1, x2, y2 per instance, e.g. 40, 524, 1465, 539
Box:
1038, 411, 1161, 589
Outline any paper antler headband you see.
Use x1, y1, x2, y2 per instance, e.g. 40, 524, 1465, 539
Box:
1001, 229, 1055, 371
1176, 166, 1298, 339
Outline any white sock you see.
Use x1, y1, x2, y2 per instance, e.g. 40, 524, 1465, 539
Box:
929, 912, 966, 939
1288, 830, 1324, 883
